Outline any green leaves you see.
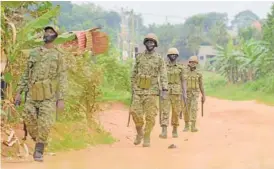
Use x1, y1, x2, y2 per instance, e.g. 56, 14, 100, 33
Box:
17, 5, 60, 42
4, 72, 12, 83
1, 1, 25, 8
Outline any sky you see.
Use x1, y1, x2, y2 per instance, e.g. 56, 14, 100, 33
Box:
72, 1, 273, 25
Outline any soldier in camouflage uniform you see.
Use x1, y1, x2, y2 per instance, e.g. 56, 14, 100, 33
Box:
130, 33, 168, 147
184, 56, 205, 132
159, 48, 187, 138
14, 26, 67, 162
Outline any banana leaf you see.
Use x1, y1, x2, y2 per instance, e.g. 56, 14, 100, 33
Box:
17, 5, 60, 42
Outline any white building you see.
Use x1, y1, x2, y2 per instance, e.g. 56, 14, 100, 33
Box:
197, 45, 217, 67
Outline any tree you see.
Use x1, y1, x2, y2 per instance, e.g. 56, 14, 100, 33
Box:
212, 38, 241, 83
203, 12, 228, 32
184, 15, 205, 55
1, 1, 60, 121
238, 26, 262, 41
262, 3, 274, 75
207, 20, 228, 46
232, 10, 260, 29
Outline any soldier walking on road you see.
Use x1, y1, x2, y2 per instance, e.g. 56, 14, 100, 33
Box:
184, 56, 205, 132
14, 26, 67, 162
159, 48, 187, 138
130, 33, 168, 147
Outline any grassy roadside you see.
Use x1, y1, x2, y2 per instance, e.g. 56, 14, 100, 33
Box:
99, 72, 274, 106
99, 86, 131, 106
46, 87, 131, 152
47, 120, 116, 152
203, 71, 274, 105
1, 121, 116, 158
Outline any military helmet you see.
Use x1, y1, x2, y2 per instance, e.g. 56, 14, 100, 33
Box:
143, 33, 158, 47
167, 48, 179, 55
188, 55, 199, 64
44, 25, 59, 36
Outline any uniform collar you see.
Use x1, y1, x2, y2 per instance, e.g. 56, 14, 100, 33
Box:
145, 50, 155, 54
144, 50, 156, 58
167, 60, 177, 66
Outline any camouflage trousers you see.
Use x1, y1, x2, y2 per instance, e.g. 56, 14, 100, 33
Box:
22, 95, 56, 144
185, 91, 199, 122
160, 94, 181, 127
130, 94, 158, 134
181, 98, 187, 120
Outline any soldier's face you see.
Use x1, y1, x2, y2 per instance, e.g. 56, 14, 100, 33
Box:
144, 40, 156, 51
43, 29, 57, 43
167, 54, 178, 62
45, 29, 56, 36
188, 61, 197, 70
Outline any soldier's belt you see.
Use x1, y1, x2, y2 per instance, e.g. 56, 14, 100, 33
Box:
137, 75, 152, 89
30, 79, 57, 101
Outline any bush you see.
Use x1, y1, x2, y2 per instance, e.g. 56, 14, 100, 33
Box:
244, 74, 274, 93
96, 48, 132, 104
61, 51, 103, 122
97, 48, 132, 92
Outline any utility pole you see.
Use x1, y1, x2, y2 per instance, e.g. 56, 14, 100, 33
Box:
131, 10, 135, 58
120, 8, 126, 61
136, 14, 139, 53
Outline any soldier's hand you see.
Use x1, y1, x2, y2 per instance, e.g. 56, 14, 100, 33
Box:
14, 93, 21, 106
201, 95, 206, 103
56, 100, 65, 112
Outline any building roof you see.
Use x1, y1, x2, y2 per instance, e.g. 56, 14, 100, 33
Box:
197, 45, 217, 57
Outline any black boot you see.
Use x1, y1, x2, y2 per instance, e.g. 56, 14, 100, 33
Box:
33, 142, 44, 162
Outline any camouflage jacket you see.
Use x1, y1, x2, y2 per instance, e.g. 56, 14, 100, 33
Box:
17, 46, 67, 100
131, 50, 168, 95
166, 61, 186, 95
185, 66, 203, 93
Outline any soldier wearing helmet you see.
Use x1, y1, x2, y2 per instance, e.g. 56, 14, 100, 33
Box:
183, 55, 205, 132
130, 33, 168, 147
15, 25, 67, 162
159, 47, 187, 138
43, 25, 59, 43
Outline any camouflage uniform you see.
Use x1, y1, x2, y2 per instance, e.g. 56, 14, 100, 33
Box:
131, 33, 168, 147
162, 62, 186, 136
159, 48, 186, 138
185, 56, 205, 132
17, 46, 67, 143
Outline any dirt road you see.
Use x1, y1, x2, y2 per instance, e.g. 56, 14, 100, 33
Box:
2, 97, 274, 169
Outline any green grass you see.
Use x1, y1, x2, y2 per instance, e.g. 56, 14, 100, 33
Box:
47, 121, 116, 152
203, 71, 274, 105
99, 86, 131, 105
